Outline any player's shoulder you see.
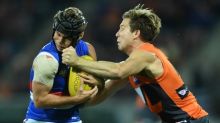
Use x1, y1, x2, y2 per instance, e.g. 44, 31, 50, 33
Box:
77, 39, 96, 57
86, 42, 95, 50
79, 40, 93, 47
131, 49, 156, 62
82, 41, 96, 60
37, 52, 58, 61
33, 52, 59, 73
132, 49, 155, 56
34, 52, 58, 68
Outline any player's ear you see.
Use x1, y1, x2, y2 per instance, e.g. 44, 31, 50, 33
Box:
78, 32, 84, 40
133, 29, 140, 39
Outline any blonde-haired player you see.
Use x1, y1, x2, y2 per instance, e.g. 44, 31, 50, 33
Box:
63, 4, 209, 123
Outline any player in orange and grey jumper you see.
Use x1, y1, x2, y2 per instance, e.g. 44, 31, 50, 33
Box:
62, 4, 209, 123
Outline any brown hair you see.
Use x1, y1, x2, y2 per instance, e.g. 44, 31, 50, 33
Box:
123, 4, 161, 41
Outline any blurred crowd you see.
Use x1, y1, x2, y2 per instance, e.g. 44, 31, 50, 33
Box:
0, 0, 220, 122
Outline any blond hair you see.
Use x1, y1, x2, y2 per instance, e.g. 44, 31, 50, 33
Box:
123, 4, 161, 41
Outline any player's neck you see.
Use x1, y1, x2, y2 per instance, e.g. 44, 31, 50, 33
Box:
126, 40, 144, 55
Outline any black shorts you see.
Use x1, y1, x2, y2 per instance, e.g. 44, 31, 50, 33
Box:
162, 116, 209, 123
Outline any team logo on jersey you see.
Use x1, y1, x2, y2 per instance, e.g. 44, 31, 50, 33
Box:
176, 84, 189, 99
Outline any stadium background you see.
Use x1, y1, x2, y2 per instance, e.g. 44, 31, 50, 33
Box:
0, 0, 220, 122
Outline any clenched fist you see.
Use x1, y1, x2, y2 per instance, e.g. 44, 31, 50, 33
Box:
62, 46, 79, 66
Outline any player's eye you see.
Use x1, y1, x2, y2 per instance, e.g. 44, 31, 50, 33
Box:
57, 32, 62, 37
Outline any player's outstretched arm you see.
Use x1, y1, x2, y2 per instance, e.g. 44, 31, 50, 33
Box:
83, 78, 128, 106
63, 47, 155, 79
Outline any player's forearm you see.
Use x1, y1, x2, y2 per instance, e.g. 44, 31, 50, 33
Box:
85, 79, 127, 106
76, 58, 122, 79
34, 94, 85, 108
84, 90, 109, 106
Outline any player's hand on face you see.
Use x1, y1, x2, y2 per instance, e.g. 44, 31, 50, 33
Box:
62, 46, 78, 66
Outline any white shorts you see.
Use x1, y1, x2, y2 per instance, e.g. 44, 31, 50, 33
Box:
23, 119, 82, 123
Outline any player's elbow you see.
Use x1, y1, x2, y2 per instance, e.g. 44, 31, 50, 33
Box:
109, 68, 126, 79
117, 71, 128, 79
33, 97, 46, 108
104, 64, 127, 79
